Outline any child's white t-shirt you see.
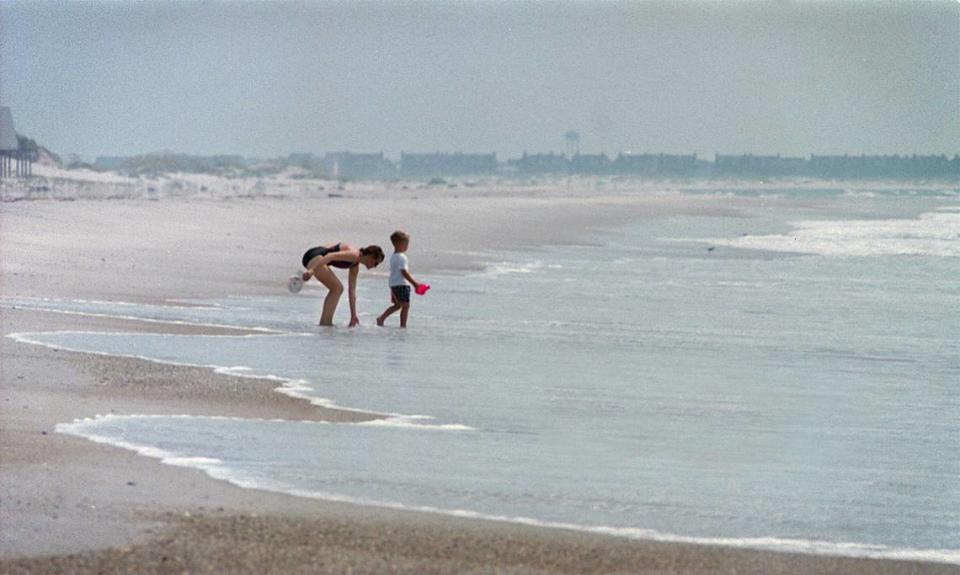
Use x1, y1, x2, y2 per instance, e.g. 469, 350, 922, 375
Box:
389, 252, 408, 286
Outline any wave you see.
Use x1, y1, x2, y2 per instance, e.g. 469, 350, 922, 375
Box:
10, 330, 474, 431
0, 296, 277, 333
351, 417, 474, 431
672, 210, 960, 257
51, 413, 960, 566
479, 260, 545, 278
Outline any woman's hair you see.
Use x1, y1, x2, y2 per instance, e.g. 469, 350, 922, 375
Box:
360, 245, 385, 265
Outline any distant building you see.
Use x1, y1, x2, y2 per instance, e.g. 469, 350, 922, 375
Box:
321, 152, 395, 179
569, 153, 610, 174
509, 152, 569, 174
808, 154, 958, 179
611, 153, 698, 176
715, 154, 806, 176
657, 154, 698, 175
0, 107, 33, 178
612, 153, 659, 175
400, 152, 497, 177
808, 155, 858, 178
287, 152, 319, 170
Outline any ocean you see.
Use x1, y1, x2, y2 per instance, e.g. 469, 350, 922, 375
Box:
6, 187, 959, 563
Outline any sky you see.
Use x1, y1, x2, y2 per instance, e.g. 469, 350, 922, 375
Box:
1, 1, 958, 160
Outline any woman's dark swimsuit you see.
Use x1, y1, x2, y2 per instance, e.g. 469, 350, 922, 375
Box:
302, 244, 355, 269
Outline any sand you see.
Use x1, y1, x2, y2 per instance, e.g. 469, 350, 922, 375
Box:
2, 177, 957, 574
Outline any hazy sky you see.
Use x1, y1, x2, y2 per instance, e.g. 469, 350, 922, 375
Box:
1, 1, 957, 159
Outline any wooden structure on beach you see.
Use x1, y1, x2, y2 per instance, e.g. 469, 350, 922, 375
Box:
0, 107, 33, 178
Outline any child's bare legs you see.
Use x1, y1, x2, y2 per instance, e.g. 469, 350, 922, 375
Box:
378, 289, 411, 327
377, 302, 401, 326
309, 264, 342, 326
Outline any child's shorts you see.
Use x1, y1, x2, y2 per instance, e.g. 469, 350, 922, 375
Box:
391, 285, 411, 303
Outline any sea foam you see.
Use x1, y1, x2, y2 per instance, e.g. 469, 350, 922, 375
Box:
50, 413, 960, 565
690, 210, 960, 257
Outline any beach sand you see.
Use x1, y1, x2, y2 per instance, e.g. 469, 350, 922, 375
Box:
2, 179, 957, 574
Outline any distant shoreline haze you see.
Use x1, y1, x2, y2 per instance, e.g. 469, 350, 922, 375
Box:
74, 150, 960, 180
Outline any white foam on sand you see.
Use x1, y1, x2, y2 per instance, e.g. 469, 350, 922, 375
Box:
9, 329, 475, 431
50, 412, 960, 566
350, 416, 475, 431
684, 210, 960, 257
479, 260, 545, 278
0, 296, 277, 333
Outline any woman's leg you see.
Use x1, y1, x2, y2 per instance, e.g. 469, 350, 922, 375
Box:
310, 264, 343, 325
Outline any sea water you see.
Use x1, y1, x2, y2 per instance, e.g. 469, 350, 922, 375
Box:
6, 188, 960, 563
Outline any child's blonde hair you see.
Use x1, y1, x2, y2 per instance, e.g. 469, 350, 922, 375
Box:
390, 230, 410, 248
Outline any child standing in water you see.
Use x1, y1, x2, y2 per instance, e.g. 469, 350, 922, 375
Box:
377, 230, 423, 328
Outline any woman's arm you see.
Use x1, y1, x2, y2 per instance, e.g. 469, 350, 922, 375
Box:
347, 265, 360, 327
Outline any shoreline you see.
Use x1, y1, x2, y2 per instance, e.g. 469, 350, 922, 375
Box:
3, 189, 959, 573
4, 311, 958, 574
12, 304, 960, 567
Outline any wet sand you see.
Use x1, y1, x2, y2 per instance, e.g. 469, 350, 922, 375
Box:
2, 184, 958, 573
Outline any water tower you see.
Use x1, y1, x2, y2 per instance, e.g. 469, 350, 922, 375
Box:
565, 130, 580, 158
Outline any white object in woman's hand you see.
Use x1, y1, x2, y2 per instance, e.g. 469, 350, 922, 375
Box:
287, 275, 304, 294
